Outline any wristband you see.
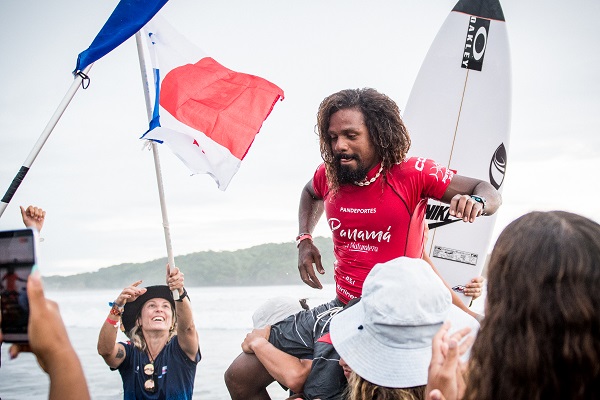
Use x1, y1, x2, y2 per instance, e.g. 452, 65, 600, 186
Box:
296, 233, 313, 247
109, 301, 125, 316
106, 317, 119, 326
470, 195, 487, 214
175, 287, 189, 303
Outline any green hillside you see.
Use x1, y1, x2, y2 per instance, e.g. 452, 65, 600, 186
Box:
43, 237, 335, 289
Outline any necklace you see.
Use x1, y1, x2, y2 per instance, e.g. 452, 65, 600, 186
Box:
353, 164, 383, 186
147, 348, 157, 364
144, 350, 157, 392
144, 345, 162, 393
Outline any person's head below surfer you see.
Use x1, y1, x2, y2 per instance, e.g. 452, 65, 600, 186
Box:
98, 264, 200, 399
225, 87, 501, 400
330, 257, 479, 400
427, 210, 600, 400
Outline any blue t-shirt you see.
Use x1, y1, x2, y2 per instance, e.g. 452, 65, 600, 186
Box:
116, 335, 200, 400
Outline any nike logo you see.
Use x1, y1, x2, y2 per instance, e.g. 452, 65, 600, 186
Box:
428, 219, 461, 229
426, 204, 461, 229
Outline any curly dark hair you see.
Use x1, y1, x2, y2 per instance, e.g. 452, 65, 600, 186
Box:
464, 211, 600, 400
316, 88, 411, 193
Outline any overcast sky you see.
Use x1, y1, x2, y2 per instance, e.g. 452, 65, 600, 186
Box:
0, 0, 598, 276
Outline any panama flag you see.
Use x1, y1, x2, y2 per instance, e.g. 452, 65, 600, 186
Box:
75, 0, 169, 73
140, 16, 284, 190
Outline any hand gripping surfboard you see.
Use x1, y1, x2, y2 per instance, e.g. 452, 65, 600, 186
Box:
403, 0, 511, 303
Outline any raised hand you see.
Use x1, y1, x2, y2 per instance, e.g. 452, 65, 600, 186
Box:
20, 205, 46, 232
115, 280, 146, 306
166, 264, 184, 292
426, 322, 473, 400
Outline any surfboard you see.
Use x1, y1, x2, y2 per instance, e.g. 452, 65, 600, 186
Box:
403, 0, 511, 303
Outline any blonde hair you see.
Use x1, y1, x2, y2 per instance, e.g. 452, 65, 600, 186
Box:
346, 371, 424, 400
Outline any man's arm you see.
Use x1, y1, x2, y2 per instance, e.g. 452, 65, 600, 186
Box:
441, 175, 502, 223
242, 327, 312, 394
167, 265, 199, 361
297, 179, 326, 289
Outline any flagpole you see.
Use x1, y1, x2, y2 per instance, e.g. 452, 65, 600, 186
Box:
0, 65, 93, 219
135, 31, 178, 298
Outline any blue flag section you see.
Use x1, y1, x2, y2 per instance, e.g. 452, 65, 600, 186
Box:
74, 0, 169, 73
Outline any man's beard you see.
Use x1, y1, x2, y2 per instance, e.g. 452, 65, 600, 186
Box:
335, 155, 369, 184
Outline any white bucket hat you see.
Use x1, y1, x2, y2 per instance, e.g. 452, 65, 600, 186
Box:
329, 256, 479, 388
252, 296, 307, 328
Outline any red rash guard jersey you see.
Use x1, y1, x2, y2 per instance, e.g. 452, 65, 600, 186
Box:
313, 157, 454, 303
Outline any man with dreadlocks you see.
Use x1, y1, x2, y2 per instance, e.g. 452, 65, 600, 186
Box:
225, 88, 500, 400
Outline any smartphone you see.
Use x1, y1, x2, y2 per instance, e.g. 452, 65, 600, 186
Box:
0, 228, 38, 343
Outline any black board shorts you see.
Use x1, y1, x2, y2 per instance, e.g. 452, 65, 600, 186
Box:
268, 298, 344, 359
301, 333, 347, 400
268, 297, 351, 399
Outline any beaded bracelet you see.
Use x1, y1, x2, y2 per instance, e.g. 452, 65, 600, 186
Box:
108, 301, 125, 316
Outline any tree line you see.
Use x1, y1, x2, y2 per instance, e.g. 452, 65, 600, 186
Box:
43, 237, 335, 289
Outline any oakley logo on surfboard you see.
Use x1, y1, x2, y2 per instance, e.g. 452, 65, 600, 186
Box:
489, 143, 507, 190
461, 16, 490, 71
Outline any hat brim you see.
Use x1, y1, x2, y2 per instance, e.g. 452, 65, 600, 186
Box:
121, 285, 176, 334
330, 302, 480, 388
330, 300, 434, 388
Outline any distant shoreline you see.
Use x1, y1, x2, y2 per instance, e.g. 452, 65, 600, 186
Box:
42, 237, 336, 290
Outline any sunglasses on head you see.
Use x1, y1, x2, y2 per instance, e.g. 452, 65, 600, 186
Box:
144, 363, 157, 393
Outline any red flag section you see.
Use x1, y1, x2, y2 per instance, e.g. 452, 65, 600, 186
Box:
160, 57, 283, 160
141, 15, 284, 190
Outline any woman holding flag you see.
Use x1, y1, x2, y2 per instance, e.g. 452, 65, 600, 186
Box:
97, 264, 200, 399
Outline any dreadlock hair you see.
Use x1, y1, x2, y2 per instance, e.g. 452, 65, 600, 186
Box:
127, 304, 178, 353
316, 88, 411, 194
345, 371, 424, 400
464, 211, 600, 400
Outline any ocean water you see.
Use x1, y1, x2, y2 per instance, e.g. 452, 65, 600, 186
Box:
0, 284, 336, 400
